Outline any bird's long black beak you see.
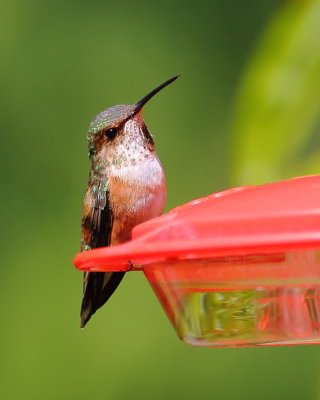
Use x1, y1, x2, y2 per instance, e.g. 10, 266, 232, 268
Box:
132, 75, 180, 116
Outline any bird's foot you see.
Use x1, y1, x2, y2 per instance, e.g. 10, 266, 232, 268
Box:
128, 261, 134, 271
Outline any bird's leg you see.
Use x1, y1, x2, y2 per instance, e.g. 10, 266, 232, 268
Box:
128, 261, 134, 271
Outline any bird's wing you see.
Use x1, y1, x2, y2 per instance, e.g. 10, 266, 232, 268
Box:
80, 178, 124, 328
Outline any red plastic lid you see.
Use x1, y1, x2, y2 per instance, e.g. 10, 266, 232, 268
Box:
74, 176, 320, 272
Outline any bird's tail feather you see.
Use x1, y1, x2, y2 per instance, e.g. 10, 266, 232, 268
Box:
80, 271, 125, 328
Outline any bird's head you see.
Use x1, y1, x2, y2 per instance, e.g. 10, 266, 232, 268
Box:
86, 75, 179, 162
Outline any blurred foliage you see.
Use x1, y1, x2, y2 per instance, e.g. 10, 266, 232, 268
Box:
231, 0, 320, 185
1, 0, 320, 400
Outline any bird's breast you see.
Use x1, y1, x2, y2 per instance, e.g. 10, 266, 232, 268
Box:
108, 154, 164, 187
108, 156, 166, 244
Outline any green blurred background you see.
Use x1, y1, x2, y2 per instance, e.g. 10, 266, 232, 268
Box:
2, 0, 320, 399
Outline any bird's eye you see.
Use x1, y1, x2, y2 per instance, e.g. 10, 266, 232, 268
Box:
104, 127, 118, 140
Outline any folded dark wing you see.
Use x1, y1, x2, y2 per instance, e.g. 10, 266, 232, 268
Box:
80, 180, 124, 327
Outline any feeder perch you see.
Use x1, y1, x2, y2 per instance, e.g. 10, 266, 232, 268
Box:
74, 176, 320, 347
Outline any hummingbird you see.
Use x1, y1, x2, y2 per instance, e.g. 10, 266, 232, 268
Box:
80, 75, 179, 327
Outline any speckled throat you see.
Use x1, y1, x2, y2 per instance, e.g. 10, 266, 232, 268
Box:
90, 115, 156, 179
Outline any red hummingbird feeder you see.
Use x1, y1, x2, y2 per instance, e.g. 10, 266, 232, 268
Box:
74, 175, 320, 347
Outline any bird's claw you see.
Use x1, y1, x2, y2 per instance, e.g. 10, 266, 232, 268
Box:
128, 261, 134, 271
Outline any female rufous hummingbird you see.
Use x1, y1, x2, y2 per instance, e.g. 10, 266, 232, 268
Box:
80, 75, 179, 327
